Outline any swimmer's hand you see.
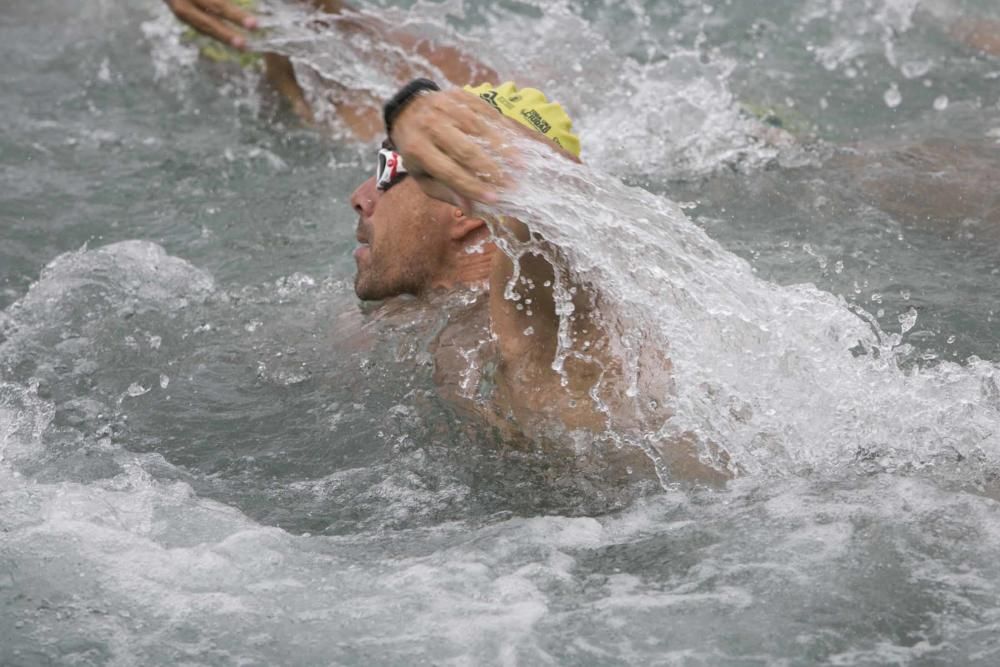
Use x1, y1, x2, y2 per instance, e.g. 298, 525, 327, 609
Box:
164, 0, 259, 51
390, 89, 515, 207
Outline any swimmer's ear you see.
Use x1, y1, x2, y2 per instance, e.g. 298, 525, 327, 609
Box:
448, 208, 487, 241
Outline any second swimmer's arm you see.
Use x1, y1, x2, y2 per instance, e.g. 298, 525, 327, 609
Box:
164, 0, 345, 124
165, 0, 496, 138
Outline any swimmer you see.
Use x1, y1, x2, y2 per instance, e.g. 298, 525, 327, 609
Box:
164, 0, 727, 484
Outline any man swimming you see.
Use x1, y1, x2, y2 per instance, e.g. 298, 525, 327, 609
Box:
163, 0, 726, 484
162, 0, 1000, 485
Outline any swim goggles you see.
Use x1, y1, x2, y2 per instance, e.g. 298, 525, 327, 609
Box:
376, 142, 407, 191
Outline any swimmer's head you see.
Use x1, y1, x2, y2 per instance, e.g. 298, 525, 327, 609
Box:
349, 80, 579, 300
350, 140, 491, 300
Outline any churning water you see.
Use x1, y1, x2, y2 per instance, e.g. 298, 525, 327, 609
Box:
4, 0, 1000, 664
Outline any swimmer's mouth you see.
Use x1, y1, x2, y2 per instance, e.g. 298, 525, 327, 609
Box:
355, 220, 372, 246
354, 221, 372, 259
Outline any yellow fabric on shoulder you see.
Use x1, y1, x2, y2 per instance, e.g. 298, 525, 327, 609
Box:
463, 81, 581, 158
182, 0, 263, 68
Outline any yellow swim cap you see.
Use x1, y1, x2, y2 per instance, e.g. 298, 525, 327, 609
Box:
463, 82, 581, 158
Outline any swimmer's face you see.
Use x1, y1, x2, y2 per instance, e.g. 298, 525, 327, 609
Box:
349, 175, 454, 300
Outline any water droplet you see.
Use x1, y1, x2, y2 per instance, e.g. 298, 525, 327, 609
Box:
159, 374, 170, 389
898, 308, 917, 334
126, 383, 149, 398
933, 95, 949, 111
901, 60, 931, 79
522, 327, 534, 336
884, 84, 902, 108
96, 58, 112, 83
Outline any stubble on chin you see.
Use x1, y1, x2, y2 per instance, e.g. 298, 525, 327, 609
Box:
353, 260, 430, 302
353, 267, 381, 301
353, 260, 400, 301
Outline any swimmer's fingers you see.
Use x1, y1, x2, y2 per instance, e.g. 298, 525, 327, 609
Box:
405, 138, 499, 205
166, 0, 255, 50
393, 90, 518, 203
448, 95, 500, 141
448, 96, 525, 173
199, 0, 258, 30
410, 174, 471, 211
430, 123, 509, 191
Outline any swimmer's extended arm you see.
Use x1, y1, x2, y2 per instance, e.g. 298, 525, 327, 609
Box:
164, 0, 496, 138
164, 0, 343, 125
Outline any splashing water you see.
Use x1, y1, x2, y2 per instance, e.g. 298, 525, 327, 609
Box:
484, 137, 1000, 478
215, 0, 803, 175
6, 0, 1000, 663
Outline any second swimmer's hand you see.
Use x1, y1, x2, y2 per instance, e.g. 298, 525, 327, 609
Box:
390, 89, 516, 206
164, 0, 259, 50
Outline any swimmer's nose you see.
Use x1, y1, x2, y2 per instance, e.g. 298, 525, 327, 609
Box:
350, 177, 378, 218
